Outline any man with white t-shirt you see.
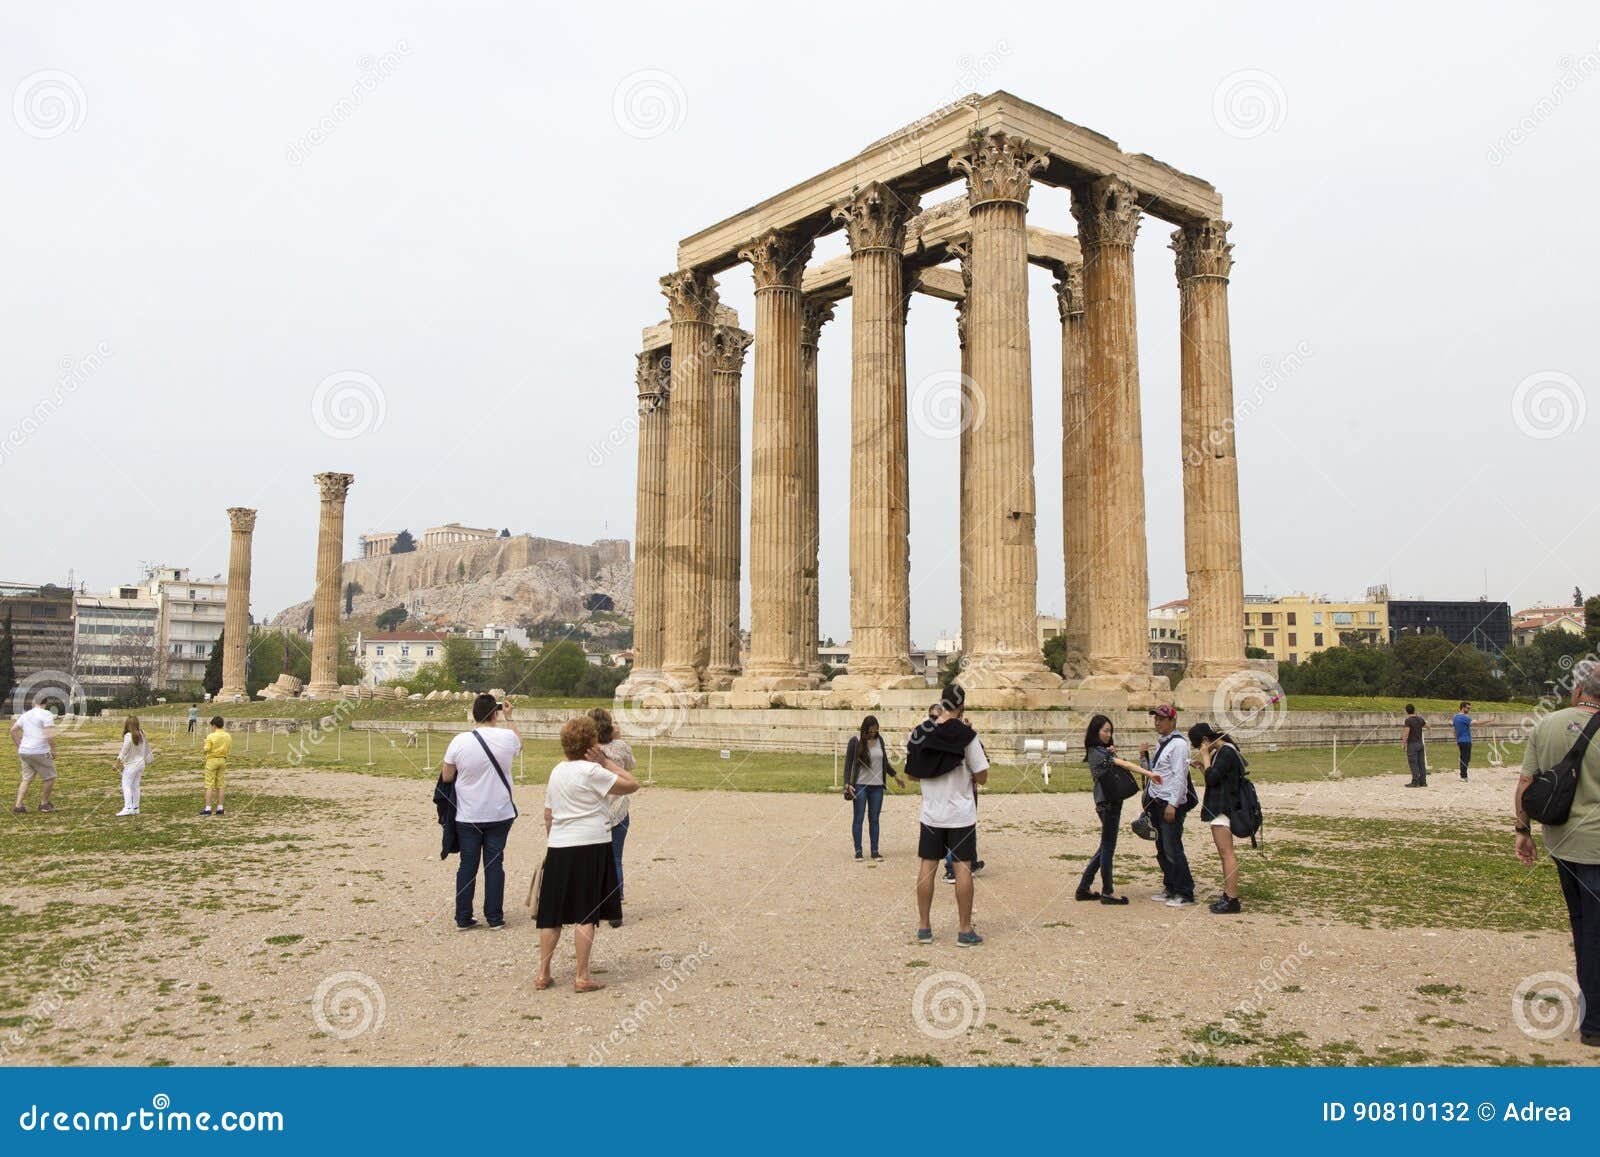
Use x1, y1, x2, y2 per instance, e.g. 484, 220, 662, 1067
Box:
907, 684, 989, 947
440, 693, 522, 930
11, 695, 59, 814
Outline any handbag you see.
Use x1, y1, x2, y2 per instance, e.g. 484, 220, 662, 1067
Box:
525, 862, 544, 912
1102, 763, 1139, 803
1522, 709, 1600, 826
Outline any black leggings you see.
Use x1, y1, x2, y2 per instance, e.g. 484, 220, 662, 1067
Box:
1080, 799, 1123, 894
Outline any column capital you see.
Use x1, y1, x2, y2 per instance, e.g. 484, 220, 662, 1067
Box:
636, 351, 669, 414
660, 268, 720, 324
226, 507, 258, 534
799, 298, 835, 349
832, 182, 920, 252
949, 130, 1047, 208
314, 472, 354, 502
738, 228, 814, 290
1050, 262, 1085, 322
711, 326, 752, 374
1171, 218, 1234, 281
1070, 175, 1142, 248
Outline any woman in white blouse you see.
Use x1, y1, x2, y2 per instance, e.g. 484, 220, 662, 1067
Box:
113, 715, 153, 816
588, 707, 637, 928
535, 715, 639, 993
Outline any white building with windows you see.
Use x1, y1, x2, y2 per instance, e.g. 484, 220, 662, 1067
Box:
73, 584, 160, 699
143, 566, 227, 689
358, 631, 448, 686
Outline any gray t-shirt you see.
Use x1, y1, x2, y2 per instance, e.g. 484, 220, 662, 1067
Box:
857, 739, 885, 787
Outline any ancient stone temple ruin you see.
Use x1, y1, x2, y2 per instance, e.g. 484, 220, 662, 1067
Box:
624, 92, 1252, 711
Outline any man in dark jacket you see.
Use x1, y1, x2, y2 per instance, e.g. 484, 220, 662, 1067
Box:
910, 685, 989, 947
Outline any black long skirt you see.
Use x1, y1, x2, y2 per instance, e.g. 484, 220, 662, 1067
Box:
535, 841, 622, 928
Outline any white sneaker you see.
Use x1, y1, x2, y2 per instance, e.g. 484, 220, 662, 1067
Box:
115, 808, 136, 817
1166, 896, 1196, 908
1150, 891, 1172, 903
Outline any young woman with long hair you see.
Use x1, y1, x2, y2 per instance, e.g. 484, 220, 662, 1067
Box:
114, 715, 152, 817
1190, 721, 1247, 914
843, 714, 903, 860
1077, 713, 1163, 904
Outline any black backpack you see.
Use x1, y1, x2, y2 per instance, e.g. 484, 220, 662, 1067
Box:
1229, 759, 1264, 848
1522, 710, 1600, 826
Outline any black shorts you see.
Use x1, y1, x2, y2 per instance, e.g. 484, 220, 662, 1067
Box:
919, 823, 978, 863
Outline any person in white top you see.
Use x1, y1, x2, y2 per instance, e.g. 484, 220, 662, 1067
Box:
113, 715, 153, 816
11, 695, 59, 814
441, 694, 523, 930
588, 707, 636, 928
1141, 705, 1196, 907
534, 715, 639, 993
906, 686, 990, 947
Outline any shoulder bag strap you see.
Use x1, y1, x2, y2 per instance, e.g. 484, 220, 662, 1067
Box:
471, 730, 519, 819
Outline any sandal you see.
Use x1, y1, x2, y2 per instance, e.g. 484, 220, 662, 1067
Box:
1100, 894, 1130, 905
1074, 889, 1100, 901
574, 979, 605, 993
534, 976, 553, 991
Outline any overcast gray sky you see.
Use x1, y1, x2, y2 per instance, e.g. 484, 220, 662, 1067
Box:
4, 1, 1596, 643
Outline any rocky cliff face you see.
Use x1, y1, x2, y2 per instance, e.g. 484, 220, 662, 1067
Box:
270, 536, 632, 631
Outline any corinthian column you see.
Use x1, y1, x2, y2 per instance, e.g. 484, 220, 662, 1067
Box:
1053, 264, 1091, 680
705, 324, 751, 689
830, 183, 922, 691
949, 132, 1059, 690
949, 239, 974, 668
622, 350, 670, 694
659, 269, 720, 690
307, 472, 354, 698
734, 229, 816, 692
1173, 219, 1247, 686
1072, 176, 1156, 690
217, 507, 256, 702
799, 298, 835, 677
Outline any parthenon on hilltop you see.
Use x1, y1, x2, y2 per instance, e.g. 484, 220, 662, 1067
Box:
622, 92, 1256, 712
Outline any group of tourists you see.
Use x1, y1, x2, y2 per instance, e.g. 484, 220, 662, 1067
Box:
1401, 701, 1478, 786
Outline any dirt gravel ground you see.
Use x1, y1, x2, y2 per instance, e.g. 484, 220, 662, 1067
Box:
10, 765, 1596, 1068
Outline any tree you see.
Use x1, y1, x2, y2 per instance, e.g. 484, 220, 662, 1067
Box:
1245, 646, 1273, 660
1041, 635, 1067, 676
576, 659, 628, 698
530, 640, 589, 696
1576, 586, 1586, 608
202, 628, 225, 697
939, 652, 963, 688
1586, 596, 1600, 650
0, 609, 14, 705
491, 641, 534, 695
375, 605, 408, 632
344, 582, 358, 614
442, 637, 483, 689
499, 528, 510, 538
1383, 634, 1496, 701
1277, 642, 1392, 697
391, 529, 417, 554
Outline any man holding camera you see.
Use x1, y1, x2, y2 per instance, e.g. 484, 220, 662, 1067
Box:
441, 694, 521, 930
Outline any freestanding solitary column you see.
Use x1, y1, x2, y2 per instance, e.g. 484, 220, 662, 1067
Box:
734, 228, 816, 693
659, 270, 720, 691
705, 325, 751, 689
831, 182, 921, 691
1053, 263, 1091, 680
217, 507, 256, 702
307, 472, 354, 698
1072, 175, 1157, 690
949, 132, 1059, 690
621, 349, 671, 695
1173, 219, 1248, 688
799, 298, 835, 677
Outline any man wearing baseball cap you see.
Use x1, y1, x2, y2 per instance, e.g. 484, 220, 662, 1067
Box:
1142, 704, 1196, 907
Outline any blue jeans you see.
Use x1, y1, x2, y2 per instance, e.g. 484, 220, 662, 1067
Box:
1154, 806, 1194, 900
1080, 799, 1123, 894
851, 785, 884, 855
1555, 857, 1600, 1037
455, 818, 513, 926
611, 813, 630, 902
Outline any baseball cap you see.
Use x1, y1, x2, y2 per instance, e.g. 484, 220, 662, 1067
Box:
1150, 704, 1178, 720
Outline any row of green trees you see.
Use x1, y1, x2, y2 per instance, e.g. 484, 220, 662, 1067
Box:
387, 638, 626, 699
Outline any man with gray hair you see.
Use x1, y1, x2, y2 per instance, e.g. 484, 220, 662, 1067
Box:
1515, 659, 1600, 1048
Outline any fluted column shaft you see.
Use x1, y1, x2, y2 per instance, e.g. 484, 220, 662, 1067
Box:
833, 184, 918, 688
630, 350, 671, 682
799, 300, 834, 675
950, 134, 1058, 689
218, 507, 256, 701
951, 244, 973, 666
734, 229, 815, 691
1054, 265, 1091, 679
308, 472, 353, 697
1174, 220, 1247, 679
659, 270, 720, 689
706, 327, 750, 687
1073, 176, 1153, 685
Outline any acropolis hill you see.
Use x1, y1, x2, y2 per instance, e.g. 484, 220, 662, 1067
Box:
271, 533, 632, 632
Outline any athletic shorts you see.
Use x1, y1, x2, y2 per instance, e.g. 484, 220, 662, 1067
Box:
19, 753, 56, 783
203, 760, 226, 790
919, 823, 978, 863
